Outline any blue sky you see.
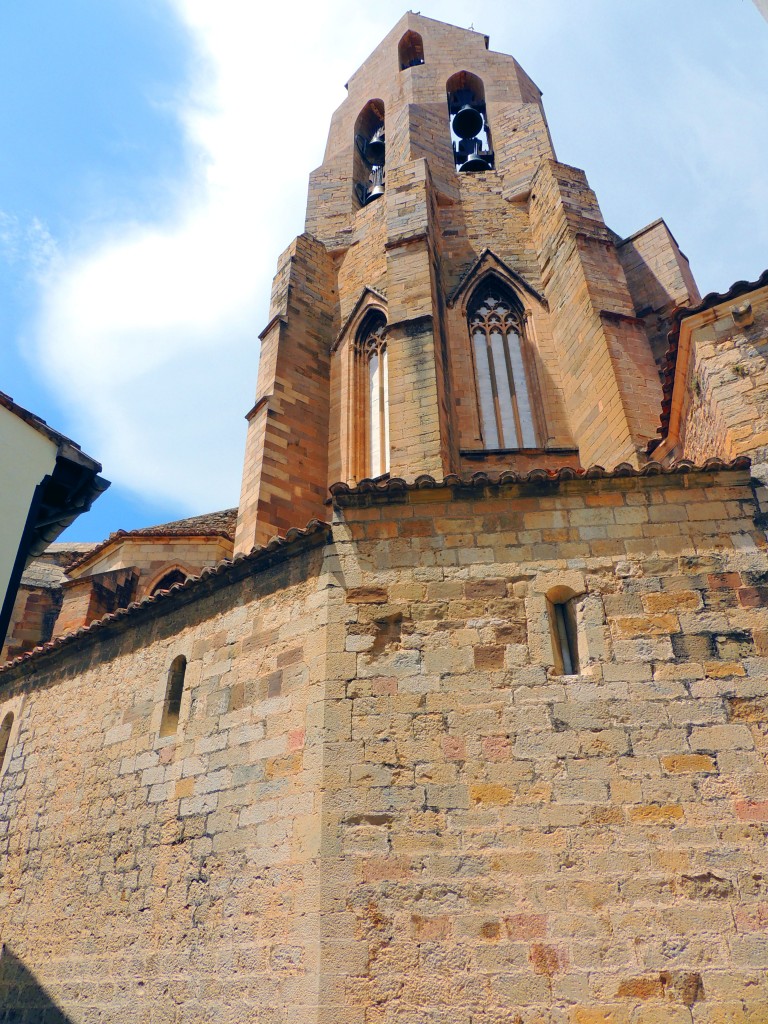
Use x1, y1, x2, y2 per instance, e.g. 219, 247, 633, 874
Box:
1, 0, 767, 542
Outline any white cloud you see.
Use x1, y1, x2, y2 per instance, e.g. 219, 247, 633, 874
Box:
31, 0, 393, 511
0, 213, 58, 273
27, 0, 768, 516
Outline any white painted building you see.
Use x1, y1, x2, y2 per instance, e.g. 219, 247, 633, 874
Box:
0, 392, 108, 649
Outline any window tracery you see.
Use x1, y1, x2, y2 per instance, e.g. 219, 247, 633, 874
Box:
355, 312, 390, 478
469, 286, 536, 449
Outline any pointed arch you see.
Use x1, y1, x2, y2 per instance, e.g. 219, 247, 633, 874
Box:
448, 249, 547, 310
466, 275, 540, 450
332, 290, 389, 482
149, 567, 189, 597
355, 308, 390, 478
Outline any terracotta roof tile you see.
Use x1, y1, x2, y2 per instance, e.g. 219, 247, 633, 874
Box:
65, 508, 238, 573
1, 519, 330, 676
328, 457, 751, 500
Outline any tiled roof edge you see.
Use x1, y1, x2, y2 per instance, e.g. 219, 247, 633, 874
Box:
64, 522, 236, 574
329, 457, 752, 499
652, 269, 768, 451
0, 520, 331, 679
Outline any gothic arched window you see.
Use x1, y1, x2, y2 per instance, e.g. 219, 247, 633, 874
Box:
469, 283, 536, 449
356, 311, 390, 478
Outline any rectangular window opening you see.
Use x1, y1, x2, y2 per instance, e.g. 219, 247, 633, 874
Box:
549, 598, 580, 675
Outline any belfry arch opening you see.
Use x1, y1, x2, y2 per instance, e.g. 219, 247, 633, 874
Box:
468, 277, 537, 450
446, 71, 494, 172
353, 100, 386, 208
398, 30, 424, 70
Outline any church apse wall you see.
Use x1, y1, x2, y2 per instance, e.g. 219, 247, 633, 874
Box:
320, 464, 768, 1023
0, 532, 331, 1023
3, 12, 768, 1023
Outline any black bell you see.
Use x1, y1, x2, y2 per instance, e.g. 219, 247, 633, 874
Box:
452, 104, 484, 139
459, 154, 493, 173
365, 129, 385, 166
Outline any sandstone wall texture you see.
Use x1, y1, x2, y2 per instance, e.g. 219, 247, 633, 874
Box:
235, 13, 667, 552
2, 468, 768, 1022
677, 290, 768, 471
0, 534, 331, 1023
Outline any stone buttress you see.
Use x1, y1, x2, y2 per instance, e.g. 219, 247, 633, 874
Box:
235, 13, 688, 553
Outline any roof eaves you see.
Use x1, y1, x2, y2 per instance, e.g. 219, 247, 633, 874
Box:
0, 519, 331, 679
329, 457, 752, 503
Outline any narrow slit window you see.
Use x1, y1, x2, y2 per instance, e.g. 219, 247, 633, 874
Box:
549, 599, 580, 675
469, 285, 536, 449
0, 712, 14, 773
160, 656, 187, 737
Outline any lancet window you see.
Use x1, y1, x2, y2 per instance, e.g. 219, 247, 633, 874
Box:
356, 311, 390, 478
159, 655, 187, 737
469, 284, 536, 449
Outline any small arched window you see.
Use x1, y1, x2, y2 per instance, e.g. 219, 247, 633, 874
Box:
399, 30, 425, 70
469, 282, 536, 449
356, 310, 390, 478
160, 656, 187, 737
150, 568, 188, 596
353, 100, 386, 208
546, 587, 581, 675
0, 713, 14, 774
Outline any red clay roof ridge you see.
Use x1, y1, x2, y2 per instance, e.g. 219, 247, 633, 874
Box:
328, 456, 751, 499
1, 519, 331, 678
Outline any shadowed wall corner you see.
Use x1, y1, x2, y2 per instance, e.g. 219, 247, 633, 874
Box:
0, 945, 74, 1023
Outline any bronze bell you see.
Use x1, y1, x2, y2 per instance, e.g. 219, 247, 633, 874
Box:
366, 165, 385, 202
366, 129, 385, 166
459, 154, 492, 173
452, 103, 484, 139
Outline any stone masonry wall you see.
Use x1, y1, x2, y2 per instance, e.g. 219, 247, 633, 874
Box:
0, 538, 330, 1023
3, 470, 768, 1021
677, 292, 768, 472
319, 467, 768, 1023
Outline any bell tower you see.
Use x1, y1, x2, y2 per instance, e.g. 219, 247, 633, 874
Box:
235, 14, 691, 554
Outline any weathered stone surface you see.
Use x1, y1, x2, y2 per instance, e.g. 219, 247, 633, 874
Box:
2, 471, 768, 1021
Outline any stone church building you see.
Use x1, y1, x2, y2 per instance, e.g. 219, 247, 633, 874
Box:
2, 14, 768, 1022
